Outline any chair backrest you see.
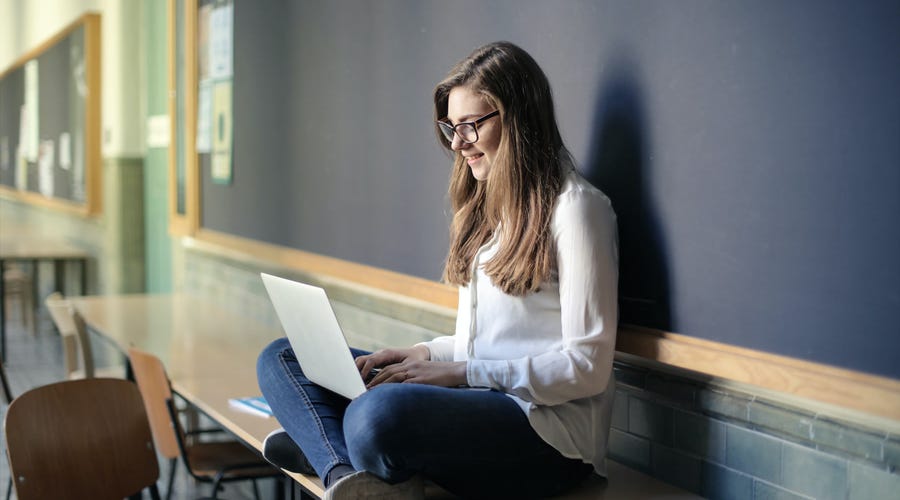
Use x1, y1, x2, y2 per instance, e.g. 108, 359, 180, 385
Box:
127, 347, 182, 460
4, 378, 160, 500
45, 292, 95, 378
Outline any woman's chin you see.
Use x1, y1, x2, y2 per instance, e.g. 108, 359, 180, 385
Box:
469, 164, 490, 181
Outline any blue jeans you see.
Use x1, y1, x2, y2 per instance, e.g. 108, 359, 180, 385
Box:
257, 338, 593, 498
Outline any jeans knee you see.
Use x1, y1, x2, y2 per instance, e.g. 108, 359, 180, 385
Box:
256, 338, 292, 388
343, 385, 418, 481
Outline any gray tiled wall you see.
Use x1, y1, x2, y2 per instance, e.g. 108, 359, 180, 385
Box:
610, 364, 900, 500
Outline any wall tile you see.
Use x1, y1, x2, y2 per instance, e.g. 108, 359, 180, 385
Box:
701, 461, 753, 500
645, 373, 697, 406
748, 400, 814, 443
612, 362, 647, 389
812, 417, 885, 463
726, 425, 782, 484
612, 390, 629, 431
630, 397, 673, 446
848, 461, 900, 500
608, 428, 650, 471
883, 437, 900, 473
652, 443, 702, 493
698, 388, 751, 421
781, 441, 848, 500
754, 481, 813, 500
674, 409, 727, 464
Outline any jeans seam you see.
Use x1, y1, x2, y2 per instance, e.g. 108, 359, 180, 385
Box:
277, 349, 349, 471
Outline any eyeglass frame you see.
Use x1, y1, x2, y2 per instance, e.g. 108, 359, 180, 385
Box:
436, 110, 500, 145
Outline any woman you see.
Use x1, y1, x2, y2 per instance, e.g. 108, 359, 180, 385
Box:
257, 41, 618, 499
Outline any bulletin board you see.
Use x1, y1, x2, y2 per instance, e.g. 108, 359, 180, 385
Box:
0, 13, 102, 215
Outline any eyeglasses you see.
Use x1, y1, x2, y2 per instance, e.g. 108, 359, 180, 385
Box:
437, 110, 500, 144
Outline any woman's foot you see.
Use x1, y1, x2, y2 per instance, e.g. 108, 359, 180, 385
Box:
324, 471, 424, 500
262, 428, 317, 475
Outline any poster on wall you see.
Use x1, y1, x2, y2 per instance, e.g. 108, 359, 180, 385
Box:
200, 0, 234, 184
196, 81, 213, 153
211, 80, 232, 184
0, 137, 8, 170
24, 61, 39, 162
209, 3, 233, 80
38, 140, 55, 197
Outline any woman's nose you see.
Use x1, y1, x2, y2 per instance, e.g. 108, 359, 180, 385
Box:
450, 133, 467, 151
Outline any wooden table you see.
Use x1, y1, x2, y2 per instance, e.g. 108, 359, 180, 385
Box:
1, 237, 89, 361
70, 293, 326, 498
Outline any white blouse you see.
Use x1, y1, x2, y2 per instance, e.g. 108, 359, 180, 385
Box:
420, 166, 619, 476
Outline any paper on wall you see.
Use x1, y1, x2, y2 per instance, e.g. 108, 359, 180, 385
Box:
15, 145, 26, 190
38, 140, 55, 197
0, 137, 8, 170
25, 61, 39, 162
209, 4, 233, 80
59, 132, 72, 169
211, 80, 232, 184
196, 82, 213, 153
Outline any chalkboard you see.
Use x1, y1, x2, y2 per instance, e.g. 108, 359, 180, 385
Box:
189, 1, 900, 379
0, 14, 101, 214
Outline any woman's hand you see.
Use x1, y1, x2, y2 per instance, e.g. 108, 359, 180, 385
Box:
366, 359, 467, 388
355, 345, 430, 381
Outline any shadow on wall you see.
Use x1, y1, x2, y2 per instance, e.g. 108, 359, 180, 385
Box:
582, 55, 671, 333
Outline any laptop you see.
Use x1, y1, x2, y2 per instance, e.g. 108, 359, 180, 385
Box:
260, 273, 367, 399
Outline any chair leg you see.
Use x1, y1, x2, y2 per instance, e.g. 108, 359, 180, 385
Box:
251, 478, 260, 500
165, 457, 177, 500
210, 471, 225, 500
149, 483, 162, 500
6, 476, 12, 500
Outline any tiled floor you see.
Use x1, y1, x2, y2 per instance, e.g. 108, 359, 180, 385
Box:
0, 300, 291, 500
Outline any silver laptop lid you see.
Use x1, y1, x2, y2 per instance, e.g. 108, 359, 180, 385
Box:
261, 273, 367, 399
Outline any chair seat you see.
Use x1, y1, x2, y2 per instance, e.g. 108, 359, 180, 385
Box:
185, 440, 280, 479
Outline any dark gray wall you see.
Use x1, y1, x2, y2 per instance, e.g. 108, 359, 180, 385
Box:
201, 0, 900, 378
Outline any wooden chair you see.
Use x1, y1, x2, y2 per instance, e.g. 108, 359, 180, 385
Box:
4, 378, 162, 500
45, 292, 123, 379
3, 264, 35, 336
127, 347, 283, 500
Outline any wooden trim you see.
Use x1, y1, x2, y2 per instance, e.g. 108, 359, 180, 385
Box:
184, 0, 200, 235
0, 14, 94, 79
167, 0, 187, 235
616, 325, 900, 422
83, 13, 102, 215
0, 187, 94, 216
195, 228, 458, 308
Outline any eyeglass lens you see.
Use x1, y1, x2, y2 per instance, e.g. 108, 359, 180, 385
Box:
438, 122, 478, 144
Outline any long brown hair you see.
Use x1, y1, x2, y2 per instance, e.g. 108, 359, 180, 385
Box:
434, 41, 566, 296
